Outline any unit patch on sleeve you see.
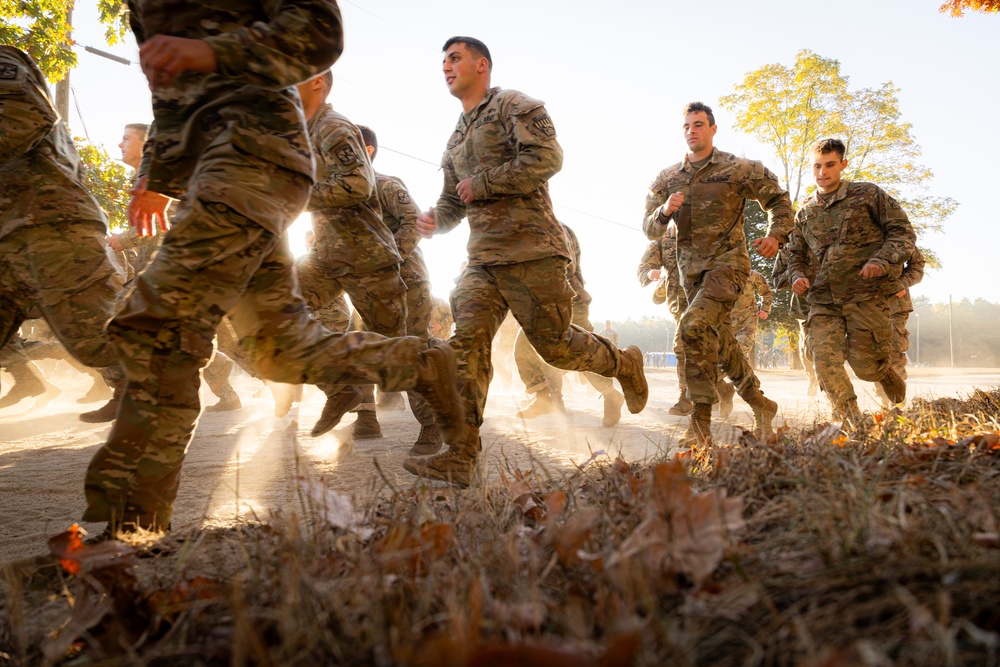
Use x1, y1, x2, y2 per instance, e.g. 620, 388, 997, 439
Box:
531, 114, 556, 137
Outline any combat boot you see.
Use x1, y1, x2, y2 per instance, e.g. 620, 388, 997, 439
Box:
0, 362, 52, 409
602, 389, 625, 427
312, 386, 364, 437
408, 423, 443, 456
679, 403, 713, 448
668, 388, 694, 416
615, 345, 648, 414
80, 381, 123, 423
376, 391, 407, 411
807, 376, 819, 397
352, 410, 383, 439
412, 339, 464, 443
878, 367, 906, 405
77, 376, 113, 404
270, 382, 300, 418
403, 424, 480, 487
206, 389, 242, 412
718, 381, 736, 419
516, 390, 563, 419
749, 394, 779, 440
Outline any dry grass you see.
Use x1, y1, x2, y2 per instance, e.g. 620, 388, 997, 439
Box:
3, 390, 1000, 666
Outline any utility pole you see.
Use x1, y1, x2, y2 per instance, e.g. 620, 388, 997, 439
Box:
949, 295, 955, 368
54, 6, 73, 124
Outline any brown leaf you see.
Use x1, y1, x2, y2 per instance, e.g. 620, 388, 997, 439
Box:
377, 522, 455, 575
467, 643, 599, 667
48, 524, 137, 576
972, 532, 1000, 548
552, 507, 600, 568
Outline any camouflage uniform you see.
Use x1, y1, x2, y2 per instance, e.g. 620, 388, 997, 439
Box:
428, 296, 453, 338
114, 225, 161, 283
432, 87, 626, 429
314, 293, 353, 333
889, 247, 925, 380
0, 46, 125, 396
513, 223, 618, 403
643, 148, 793, 406
636, 234, 687, 386
84, 1, 439, 530
730, 269, 772, 363
785, 180, 915, 413
772, 249, 817, 390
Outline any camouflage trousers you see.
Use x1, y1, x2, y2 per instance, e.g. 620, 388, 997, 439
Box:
296, 258, 433, 426
0, 222, 125, 388
670, 290, 689, 393
513, 299, 615, 398
405, 280, 433, 343
83, 169, 429, 529
451, 257, 620, 428
807, 298, 894, 411
798, 318, 816, 383
732, 315, 757, 366
890, 309, 911, 380
678, 274, 762, 406
314, 294, 353, 334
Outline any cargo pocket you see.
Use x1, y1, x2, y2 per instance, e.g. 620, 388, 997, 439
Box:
702, 265, 742, 306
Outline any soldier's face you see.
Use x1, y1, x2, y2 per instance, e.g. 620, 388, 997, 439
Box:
442, 44, 483, 98
812, 150, 847, 193
118, 128, 143, 167
683, 112, 716, 154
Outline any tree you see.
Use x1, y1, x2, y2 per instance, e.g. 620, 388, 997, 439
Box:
719, 50, 957, 268
0, 0, 126, 82
940, 0, 1000, 16
76, 139, 131, 232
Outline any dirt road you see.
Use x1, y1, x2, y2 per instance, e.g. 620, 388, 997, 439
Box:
2, 362, 998, 562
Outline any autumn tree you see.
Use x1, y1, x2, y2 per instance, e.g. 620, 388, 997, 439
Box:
0, 0, 126, 82
719, 50, 957, 268
940, 0, 1000, 16
77, 140, 131, 231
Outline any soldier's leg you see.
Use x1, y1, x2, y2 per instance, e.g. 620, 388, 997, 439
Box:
570, 301, 623, 426
513, 326, 563, 419
889, 310, 910, 381
0, 335, 56, 408
807, 305, 858, 418
843, 298, 905, 403
203, 348, 241, 412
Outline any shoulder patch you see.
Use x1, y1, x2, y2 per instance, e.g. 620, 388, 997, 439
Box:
0, 63, 18, 80
530, 113, 556, 138
397, 190, 411, 205
335, 143, 358, 166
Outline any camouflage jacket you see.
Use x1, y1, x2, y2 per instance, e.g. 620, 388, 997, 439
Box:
643, 149, 793, 302
306, 104, 400, 276
731, 269, 772, 327
561, 223, 591, 307
892, 246, 926, 315
786, 180, 915, 305
376, 173, 428, 285
636, 234, 685, 317
771, 247, 812, 321
0, 46, 107, 239
428, 296, 454, 338
126, 0, 342, 232
433, 87, 569, 266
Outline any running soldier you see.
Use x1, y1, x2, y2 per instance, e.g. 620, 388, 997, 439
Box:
786, 138, 913, 423
412, 36, 647, 485
643, 102, 790, 446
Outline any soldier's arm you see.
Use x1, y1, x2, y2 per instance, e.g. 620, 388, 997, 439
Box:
901, 246, 926, 289
867, 189, 916, 272
642, 174, 673, 240
433, 155, 467, 234
784, 220, 811, 287
469, 98, 563, 201
636, 242, 662, 286
309, 122, 374, 211
382, 178, 421, 260
747, 162, 794, 245
204, 1, 343, 90
0, 49, 59, 162
755, 272, 773, 313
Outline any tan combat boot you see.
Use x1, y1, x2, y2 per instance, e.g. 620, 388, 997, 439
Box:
878, 367, 906, 405
718, 380, 736, 419
668, 387, 693, 416
311, 386, 364, 436
403, 424, 480, 487
352, 409, 383, 439
602, 389, 625, 427
79, 381, 122, 423
679, 403, 713, 447
517, 389, 563, 419
615, 345, 648, 413
412, 339, 464, 443
749, 394, 779, 440
834, 398, 863, 428
408, 423, 443, 456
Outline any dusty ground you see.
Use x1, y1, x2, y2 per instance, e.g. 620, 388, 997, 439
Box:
2, 360, 998, 563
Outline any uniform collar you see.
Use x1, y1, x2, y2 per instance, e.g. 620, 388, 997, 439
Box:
814, 179, 850, 207
681, 147, 720, 174
461, 87, 500, 128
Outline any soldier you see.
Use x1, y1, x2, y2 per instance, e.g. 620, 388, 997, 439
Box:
876, 247, 925, 405
514, 222, 626, 427
598, 320, 619, 346
643, 102, 789, 447
83, 1, 463, 537
0, 46, 126, 423
731, 269, 772, 367
428, 296, 454, 339
772, 248, 819, 396
411, 36, 647, 485
637, 234, 691, 415
786, 138, 913, 423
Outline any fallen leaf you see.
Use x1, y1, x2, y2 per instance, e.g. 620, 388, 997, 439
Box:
48, 525, 137, 576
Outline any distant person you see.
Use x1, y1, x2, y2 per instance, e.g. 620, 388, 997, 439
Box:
773, 247, 818, 395
411, 35, 647, 485
598, 320, 619, 347
643, 101, 789, 446
786, 138, 914, 423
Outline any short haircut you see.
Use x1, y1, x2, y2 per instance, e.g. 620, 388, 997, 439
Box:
357, 124, 377, 159
124, 123, 149, 141
683, 102, 715, 126
442, 36, 492, 71
812, 137, 846, 160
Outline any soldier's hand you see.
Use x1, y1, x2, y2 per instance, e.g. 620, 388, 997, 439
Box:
416, 208, 437, 238
661, 192, 685, 217
127, 176, 170, 237
792, 278, 810, 295
140, 35, 218, 90
859, 262, 884, 279
648, 268, 662, 281
108, 234, 123, 252
895, 289, 906, 298
456, 178, 476, 204
757, 311, 768, 320
753, 236, 780, 258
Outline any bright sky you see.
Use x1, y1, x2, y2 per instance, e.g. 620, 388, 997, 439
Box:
61, 0, 999, 321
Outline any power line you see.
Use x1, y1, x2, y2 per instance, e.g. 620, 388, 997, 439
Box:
553, 203, 642, 233
380, 145, 440, 168
342, 0, 439, 52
